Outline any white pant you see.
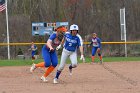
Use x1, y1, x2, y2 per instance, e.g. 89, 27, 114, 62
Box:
58, 48, 77, 71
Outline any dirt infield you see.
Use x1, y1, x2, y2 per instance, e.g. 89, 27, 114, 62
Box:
0, 62, 140, 93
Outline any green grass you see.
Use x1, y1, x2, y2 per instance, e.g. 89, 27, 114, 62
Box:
102, 57, 140, 62
0, 57, 140, 67
0, 59, 44, 67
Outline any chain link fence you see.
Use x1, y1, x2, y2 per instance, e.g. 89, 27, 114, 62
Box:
0, 42, 140, 59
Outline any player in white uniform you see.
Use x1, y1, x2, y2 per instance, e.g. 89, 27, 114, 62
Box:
53, 24, 85, 84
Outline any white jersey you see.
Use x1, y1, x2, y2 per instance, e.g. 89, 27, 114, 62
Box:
77, 34, 83, 46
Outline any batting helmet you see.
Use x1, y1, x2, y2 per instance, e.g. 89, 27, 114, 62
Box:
70, 24, 79, 31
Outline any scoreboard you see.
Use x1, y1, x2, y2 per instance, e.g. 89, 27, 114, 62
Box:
32, 22, 68, 36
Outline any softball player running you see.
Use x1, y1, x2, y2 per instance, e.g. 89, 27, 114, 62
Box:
89, 33, 102, 64
30, 26, 67, 82
28, 42, 37, 61
53, 24, 85, 84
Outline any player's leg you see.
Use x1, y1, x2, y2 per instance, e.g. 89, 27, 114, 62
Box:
31, 51, 36, 61
42, 45, 52, 67
43, 51, 58, 78
54, 49, 69, 83
30, 62, 45, 73
30, 46, 50, 73
91, 47, 97, 63
69, 51, 77, 75
35, 62, 45, 68
31, 45, 50, 69
40, 46, 53, 82
97, 48, 103, 64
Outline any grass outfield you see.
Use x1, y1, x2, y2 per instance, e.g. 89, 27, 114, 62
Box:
0, 57, 140, 67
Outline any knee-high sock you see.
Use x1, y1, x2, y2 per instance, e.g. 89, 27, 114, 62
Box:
55, 70, 61, 79
44, 66, 55, 77
69, 65, 72, 69
35, 62, 45, 68
99, 56, 102, 61
92, 56, 95, 62
98, 53, 102, 61
32, 56, 35, 60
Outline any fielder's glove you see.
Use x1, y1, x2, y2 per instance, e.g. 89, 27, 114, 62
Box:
80, 55, 85, 62
56, 44, 62, 50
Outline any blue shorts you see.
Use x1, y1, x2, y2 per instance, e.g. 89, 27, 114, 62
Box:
31, 51, 36, 57
92, 47, 100, 56
42, 45, 58, 67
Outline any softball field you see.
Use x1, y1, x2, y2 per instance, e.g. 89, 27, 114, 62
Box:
0, 62, 140, 93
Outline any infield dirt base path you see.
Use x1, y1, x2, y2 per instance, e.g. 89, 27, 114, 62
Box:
0, 62, 140, 93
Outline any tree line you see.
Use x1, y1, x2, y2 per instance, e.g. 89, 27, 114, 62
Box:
0, 0, 140, 59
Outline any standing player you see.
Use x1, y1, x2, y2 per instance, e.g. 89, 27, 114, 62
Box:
53, 24, 85, 84
30, 26, 67, 82
28, 42, 37, 61
89, 33, 102, 64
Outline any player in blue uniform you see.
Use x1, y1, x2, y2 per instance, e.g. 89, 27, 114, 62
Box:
30, 26, 67, 82
89, 33, 102, 64
53, 24, 85, 84
28, 42, 37, 61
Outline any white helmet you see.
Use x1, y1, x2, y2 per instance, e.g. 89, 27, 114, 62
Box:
70, 24, 79, 30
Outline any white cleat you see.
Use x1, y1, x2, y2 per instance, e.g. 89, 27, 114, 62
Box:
30, 63, 36, 72
69, 73, 72, 76
41, 76, 48, 82
53, 78, 58, 84
100, 59, 103, 64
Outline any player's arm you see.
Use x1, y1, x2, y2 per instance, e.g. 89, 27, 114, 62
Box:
56, 37, 65, 50
46, 33, 56, 51
77, 34, 85, 61
97, 38, 101, 52
35, 46, 38, 50
79, 45, 85, 61
47, 40, 53, 50
56, 32, 67, 50
87, 39, 92, 47
79, 46, 84, 55
33, 45, 37, 51
77, 34, 84, 55
60, 37, 65, 45
90, 40, 93, 46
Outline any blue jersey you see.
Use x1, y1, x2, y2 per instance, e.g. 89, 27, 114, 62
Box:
90, 37, 101, 48
64, 32, 82, 52
48, 32, 61, 48
31, 45, 37, 51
